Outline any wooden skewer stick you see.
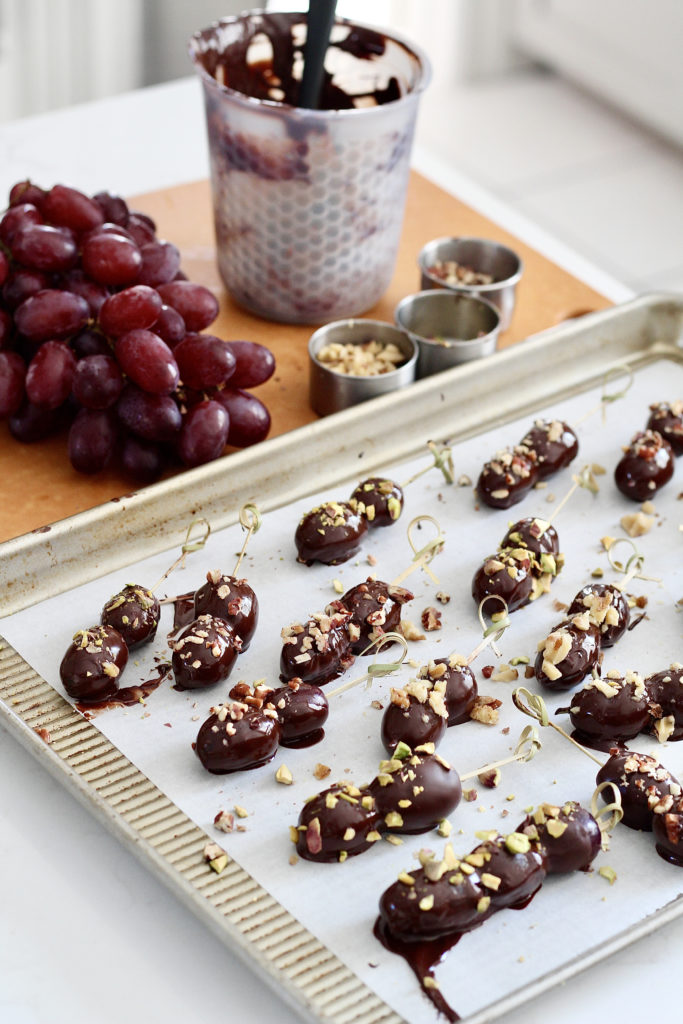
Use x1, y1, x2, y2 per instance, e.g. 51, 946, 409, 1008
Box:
460, 724, 541, 782
401, 440, 455, 488
326, 632, 408, 699
391, 515, 445, 587
590, 780, 624, 839
575, 362, 634, 426
150, 517, 212, 592
607, 537, 660, 590
464, 596, 510, 664
544, 463, 602, 528
233, 503, 262, 577
512, 686, 604, 767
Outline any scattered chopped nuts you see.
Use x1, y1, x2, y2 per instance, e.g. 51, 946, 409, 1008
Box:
213, 810, 235, 833
470, 695, 502, 725
421, 606, 442, 631
275, 764, 294, 785
332, 578, 344, 594
620, 511, 654, 537
599, 865, 617, 885
478, 768, 501, 788
366, 553, 377, 566
463, 788, 478, 802
491, 663, 519, 683
400, 619, 426, 642
317, 338, 405, 376
234, 805, 249, 819
435, 591, 451, 604
203, 842, 228, 874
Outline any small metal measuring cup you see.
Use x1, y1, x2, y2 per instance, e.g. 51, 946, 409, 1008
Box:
308, 319, 418, 416
395, 290, 501, 378
418, 237, 523, 330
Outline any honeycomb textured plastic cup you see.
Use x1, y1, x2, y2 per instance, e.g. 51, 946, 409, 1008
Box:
191, 12, 431, 324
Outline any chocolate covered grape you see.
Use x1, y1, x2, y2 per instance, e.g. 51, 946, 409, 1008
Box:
500, 517, 559, 559
195, 700, 280, 774
646, 401, 683, 456
535, 613, 601, 691
194, 569, 258, 650
614, 429, 675, 501
265, 679, 329, 747
336, 579, 413, 655
646, 663, 683, 741
562, 670, 650, 748
280, 610, 354, 686
101, 584, 160, 649
596, 750, 680, 831
295, 500, 368, 565
520, 419, 579, 479
60, 624, 128, 702
350, 477, 403, 527
567, 583, 630, 648
170, 614, 242, 690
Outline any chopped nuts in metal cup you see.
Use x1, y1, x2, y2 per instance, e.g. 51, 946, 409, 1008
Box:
395, 290, 501, 378
418, 237, 523, 330
308, 319, 417, 416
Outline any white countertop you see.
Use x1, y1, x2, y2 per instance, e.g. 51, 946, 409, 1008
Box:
1, 77, 675, 1024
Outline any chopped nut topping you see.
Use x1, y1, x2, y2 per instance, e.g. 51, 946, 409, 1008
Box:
421, 606, 442, 631
213, 810, 235, 833
620, 511, 654, 537
314, 763, 331, 779
275, 764, 294, 785
317, 338, 406, 376
400, 619, 426, 642
469, 695, 502, 725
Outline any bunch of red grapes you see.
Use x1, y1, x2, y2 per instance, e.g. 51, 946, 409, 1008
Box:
0, 181, 275, 479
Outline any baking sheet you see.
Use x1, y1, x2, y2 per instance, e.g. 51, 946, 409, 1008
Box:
2, 357, 683, 1023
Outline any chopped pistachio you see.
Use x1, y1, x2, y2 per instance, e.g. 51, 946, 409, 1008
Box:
419, 895, 435, 911
437, 819, 452, 837
234, 805, 249, 819
477, 896, 491, 913
505, 832, 531, 854
332, 579, 344, 594
599, 865, 617, 885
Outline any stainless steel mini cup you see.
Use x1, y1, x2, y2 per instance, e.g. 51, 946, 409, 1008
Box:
418, 237, 523, 330
309, 319, 417, 416
395, 290, 501, 378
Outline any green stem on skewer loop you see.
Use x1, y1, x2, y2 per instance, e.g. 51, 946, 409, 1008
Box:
590, 780, 624, 844
401, 440, 455, 488
326, 631, 408, 698
467, 596, 510, 663
512, 686, 604, 767
391, 515, 445, 587
460, 724, 542, 782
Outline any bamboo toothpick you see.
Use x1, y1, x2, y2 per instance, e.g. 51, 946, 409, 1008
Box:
151, 517, 211, 592
460, 724, 541, 782
545, 463, 601, 527
607, 537, 660, 590
325, 632, 408, 699
464, 596, 510, 664
575, 363, 634, 426
401, 440, 455, 488
512, 687, 604, 767
233, 503, 262, 576
391, 515, 445, 587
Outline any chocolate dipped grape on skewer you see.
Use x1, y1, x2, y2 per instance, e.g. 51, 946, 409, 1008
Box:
350, 440, 455, 529
614, 429, 675, 501
374, 782, 617, 1022
293, 726, 540, 864
646, 400, 683, 455
380, 597, 510, 754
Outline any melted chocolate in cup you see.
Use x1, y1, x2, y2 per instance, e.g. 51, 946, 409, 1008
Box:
535, 616, 601, 691
193, 570, 259, 650
295, 782, 382, 862
614, 429, 675, 501
196, 702, 281, 774
520, 802, 602, 874
563, 671, 650, 750
646, 401, 683, 456
101, 584, 160, 650
418, 657, 478, 726
471, 550, 535, 613
596, 749, 680, 831
646, 663, 683, 740
369, 750, 462, 834
295, 501, 368, 565
350, 477, 403, 527
337, 578, 413, 654
476, 446, 538, 509
567, 582, 630, 648
519, 419, 579, 479
170, 614, 242, 690
190, 12, 430, 324
280, 609, 354, 686
500, 517, 559, 558
267, 680, 329, 747
653, 796, 683, 866
60, 624, 129, 702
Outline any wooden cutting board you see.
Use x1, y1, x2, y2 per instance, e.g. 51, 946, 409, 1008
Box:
0, 174, 611, 544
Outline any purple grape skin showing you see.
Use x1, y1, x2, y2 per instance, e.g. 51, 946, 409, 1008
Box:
115, 329, 179, 395
156, 281, 219, 332
10, 224, 78, 272
174, 333, 236, 389
14, 289, 89, 342
138, 240, 181, 287
121, 435, 166, 481
99, 285, 163, 336
153, 304, 186, 347
93, 192, 129, 227
0, 308, 13, 348
25, 341, 77, 409
42, 185, 104, 233
225, 340, 276, 388
72, 355, 124, 410
0, 203, 43, 245
9, 181, 46, 209
0, 351, 26, 417
214, 387, 271, 447
71, 329, 112, 359
81, 231, 142, 286
68, 408, 118, 473
9, 400, 71, 442
2, 268, 50, 310
178, 399, 229, 467
116, 384, 182, 442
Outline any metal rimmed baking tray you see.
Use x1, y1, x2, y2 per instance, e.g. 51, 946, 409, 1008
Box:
1, 293, 682, 1024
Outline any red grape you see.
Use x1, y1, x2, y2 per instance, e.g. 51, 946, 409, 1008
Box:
0, 351, 26, 417
25, 341, 76, 409
9, 399, 71, 442
99, 285, 163, 336
214, 388, 271, 447
225, 339, 276, 388
14, 289, 89, 342
68, 408, 117, 473
11, 224, 78, 272
153, 304, 185, 347
0, 203, 43, 245
72, 355, 123, 409
2, 268, 50, 310
178, 399, 229, 467
71, 329, 111, 359
174, 333, 236, 389
58, 269, 110, 317
81, 231, 142, 286
138, 240, 181, 286
9, 181, 46, 208
93, 192, 129, 227
127, 213, 156, 247
115, 329, 179, 394
156, 281, 219, 331
116, 384, 182, 441
0, 250, 8, 287
42, 185, 104, 233
121, 435, 166, 481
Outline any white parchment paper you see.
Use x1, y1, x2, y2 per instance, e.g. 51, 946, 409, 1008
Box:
2, 359, 683, 1023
